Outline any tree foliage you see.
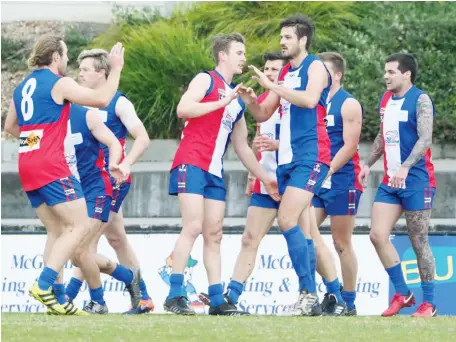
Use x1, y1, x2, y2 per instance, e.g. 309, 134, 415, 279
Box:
93, 1, 456, 142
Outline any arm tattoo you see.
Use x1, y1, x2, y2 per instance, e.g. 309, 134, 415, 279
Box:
404, 209, 435, 282
402, 94, 434, 168
366, 129, 384, 167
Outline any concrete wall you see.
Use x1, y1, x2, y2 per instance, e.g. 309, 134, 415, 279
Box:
2, 139, 455, 219
3, 139, 456, 164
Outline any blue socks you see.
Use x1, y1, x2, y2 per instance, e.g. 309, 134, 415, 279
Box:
38, 267, 58, 291
111, 264, 134, 285
422, 281, 435, 305
386, 264, 409, 296
65, 277, 83, 302
167, 273, 184, 300
140, 279, 150, 300
307, 239, 317, 286
52, 283, 67, 304
283, 225, 315, 293
208, 284, 225, 308
227, 280, 244, 304
326, 278, 344, 304
89, 287, 105, 305
342, 290, 356, 309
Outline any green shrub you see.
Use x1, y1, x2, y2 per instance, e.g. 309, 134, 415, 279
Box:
119, 22, 213, 138
93, 1, 456, 142
95, 1, 360, 138
64, 27, 95, 67
328, 2, 456, 142
1, 37, 28, 72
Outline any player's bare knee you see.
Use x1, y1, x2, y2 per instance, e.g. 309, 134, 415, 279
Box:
182, 221, 203, 242
107, 234, 126, 251
68, 221, 90, 239
203, 227, 223, 246
313, 242, 325, 259
333, 238, 347, 255
370, 231, 388, 247
100, 258, 115, 273
241, 230, 260, 250
277, 215, 297, 231
71, 252, 83, 268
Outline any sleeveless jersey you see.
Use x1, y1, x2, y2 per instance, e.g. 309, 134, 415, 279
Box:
171, 70, 245, 178
253, 91, 280, 194
65, 104, 112, 198
13, 68, 71, 191
323, 88, 363, 191
278, 54, 331, 166
378, 86, 436, 189
99, 92, 132, 184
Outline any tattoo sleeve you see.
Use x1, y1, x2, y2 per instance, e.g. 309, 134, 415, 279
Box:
366, 126, 384, 167
405, 209, 435, 282
402, 94, 434, 168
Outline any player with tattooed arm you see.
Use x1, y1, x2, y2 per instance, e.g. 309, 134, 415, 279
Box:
359, 53, 437, 317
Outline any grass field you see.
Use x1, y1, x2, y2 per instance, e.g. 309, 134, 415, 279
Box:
1, 313, 455, 342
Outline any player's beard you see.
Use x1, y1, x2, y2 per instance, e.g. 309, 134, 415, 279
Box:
282, 45, 300, 59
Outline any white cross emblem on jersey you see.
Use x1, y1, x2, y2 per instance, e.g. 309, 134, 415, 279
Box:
383, 98, 408, 180
64, 120, 83, 181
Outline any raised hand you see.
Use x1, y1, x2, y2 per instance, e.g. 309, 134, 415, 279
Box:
108, 42, 125, 72
220, 83, 243, 106
238, 85, 257, 105
248, 65, 274, 89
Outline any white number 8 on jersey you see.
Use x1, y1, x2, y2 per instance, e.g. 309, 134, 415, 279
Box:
21, 78, 37, 121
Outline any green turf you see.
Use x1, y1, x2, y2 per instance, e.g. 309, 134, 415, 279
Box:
1, 313, 455, 342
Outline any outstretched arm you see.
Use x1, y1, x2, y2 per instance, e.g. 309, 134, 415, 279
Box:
176, 73, 241, 119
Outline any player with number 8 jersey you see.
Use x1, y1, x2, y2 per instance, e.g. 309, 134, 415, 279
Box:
15, 69, 72, 191
5, 35, 125, 315
13, 68, 84, 207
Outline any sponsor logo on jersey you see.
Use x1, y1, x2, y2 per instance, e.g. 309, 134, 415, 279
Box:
222, 113, 234, 132
262, 132, 274, 140
280, 103, 290, 116
65, 153, 77, 166
19, 130, 43, 153
64, 188, 75, 196
218, 88, 226, 100
385, 130, 400, 145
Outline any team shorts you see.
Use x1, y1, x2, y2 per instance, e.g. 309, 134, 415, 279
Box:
276, 161, 329, 196
26, 176, 84, 208
169, 164, 226, 201
111, 182, 131, 213
374, 183, 436, 211
312, 189, 362, 216
86, 195, 112, 222
248, 193, 280, 209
